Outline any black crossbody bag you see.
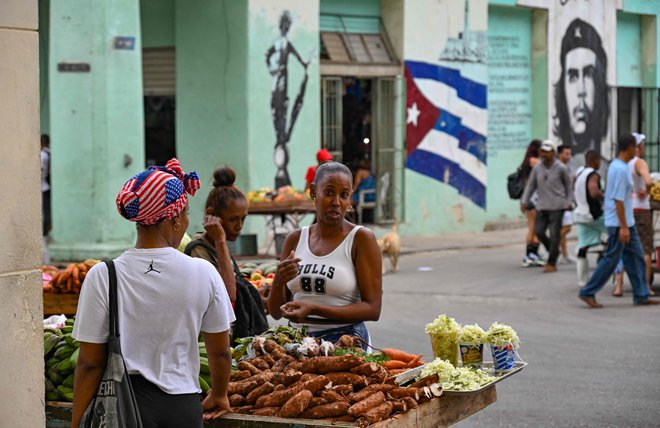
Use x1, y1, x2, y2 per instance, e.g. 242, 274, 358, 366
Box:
79, 260, 144, 428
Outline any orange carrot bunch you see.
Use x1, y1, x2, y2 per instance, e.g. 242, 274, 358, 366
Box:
43, 259, 99, 294
380, 349, 425, 374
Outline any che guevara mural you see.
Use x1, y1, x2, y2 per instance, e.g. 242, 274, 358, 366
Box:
551, 0, 616, 167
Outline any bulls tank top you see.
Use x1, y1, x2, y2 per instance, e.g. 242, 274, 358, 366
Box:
287, 225, 363, 332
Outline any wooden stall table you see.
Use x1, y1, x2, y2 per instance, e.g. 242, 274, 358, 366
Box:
46, 385, 496, 428
43, 293, 79, 317
248, 199, 316, 255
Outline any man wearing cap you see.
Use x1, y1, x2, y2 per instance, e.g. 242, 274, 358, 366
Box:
304, 148, 334, 192
521, 140, 574, 272
579, 134, 659, 307
618, 132, 657, 297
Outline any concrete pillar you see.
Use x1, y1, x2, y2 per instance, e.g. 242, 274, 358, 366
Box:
175, 0, 250, 234
48, 0, 144, 260
0, 1, 44, 426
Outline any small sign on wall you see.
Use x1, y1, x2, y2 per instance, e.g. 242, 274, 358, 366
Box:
57, 63, 91, 72
113, 36, 135, 50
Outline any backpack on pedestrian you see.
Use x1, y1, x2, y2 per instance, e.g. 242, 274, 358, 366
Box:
507, 167, 525, 199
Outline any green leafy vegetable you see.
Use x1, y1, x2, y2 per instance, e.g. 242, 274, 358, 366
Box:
458, 324, 487, 344
425, 314, 461, 365
486, 322, 520, 345
419, 358, 496, 391
333, 347, 389, 364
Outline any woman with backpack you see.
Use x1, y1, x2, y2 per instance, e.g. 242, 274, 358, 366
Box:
186, 166, 269, 343
520, 139, 543, 266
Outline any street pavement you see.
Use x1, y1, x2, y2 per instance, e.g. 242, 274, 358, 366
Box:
367, 234, 660, 427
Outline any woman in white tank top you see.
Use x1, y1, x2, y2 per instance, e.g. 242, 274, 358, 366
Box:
268, 162, 383, 346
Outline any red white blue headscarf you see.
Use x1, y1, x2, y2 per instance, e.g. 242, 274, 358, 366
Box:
116, 158, 201, 225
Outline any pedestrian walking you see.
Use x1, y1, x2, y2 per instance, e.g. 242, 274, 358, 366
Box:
521, 140, 574, 273
627, 132, 657, 296
40, 134, 51, 263
519, 140, 543, 266
573, 150, 605, 286
557, 144, 575, 264
578, 134, 660, 307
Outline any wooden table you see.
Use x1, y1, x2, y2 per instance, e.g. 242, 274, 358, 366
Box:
43, 293, 79, 316
248, 200, 316, 255
46, 386, 496, 428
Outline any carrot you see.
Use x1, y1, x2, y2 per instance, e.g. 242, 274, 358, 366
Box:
382, 360, 408, 370
381, 348, 417, 363
386, 368, 409, 375
405, 354, 424, 368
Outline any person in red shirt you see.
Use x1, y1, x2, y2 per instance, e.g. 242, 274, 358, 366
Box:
305, 149, 333, 191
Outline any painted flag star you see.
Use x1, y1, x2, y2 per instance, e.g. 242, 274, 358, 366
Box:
407, 102, 421, 126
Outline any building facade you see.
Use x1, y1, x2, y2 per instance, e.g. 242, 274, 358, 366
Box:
39, 0, 660, 258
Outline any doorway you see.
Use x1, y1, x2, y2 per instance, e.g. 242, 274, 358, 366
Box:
321, 76, 400, 223
144, 96, 176, 167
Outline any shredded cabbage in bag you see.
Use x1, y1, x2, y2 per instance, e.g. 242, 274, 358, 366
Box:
486, 322, 520, 345
457, 324, 486, 344
419, 358, 496, 391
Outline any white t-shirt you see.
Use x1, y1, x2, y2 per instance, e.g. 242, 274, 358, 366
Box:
73, 247, 235, 394
40, 148, 50, 192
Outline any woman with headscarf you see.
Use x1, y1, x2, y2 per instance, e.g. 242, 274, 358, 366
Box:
71, 159, 235, 427
268, 162, 382, 346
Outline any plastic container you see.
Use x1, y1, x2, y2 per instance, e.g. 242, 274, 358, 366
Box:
490, 343, 516, 371
430, 333, 460, 366
459, 342, 484, 368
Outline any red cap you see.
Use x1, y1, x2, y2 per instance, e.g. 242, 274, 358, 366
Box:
316, 149, 334, 162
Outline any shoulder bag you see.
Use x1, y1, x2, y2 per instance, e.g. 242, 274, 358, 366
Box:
79, 260, 143, 428
507, 167, 525, 200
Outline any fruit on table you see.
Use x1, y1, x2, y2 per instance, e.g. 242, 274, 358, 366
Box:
42, 259, 101, 294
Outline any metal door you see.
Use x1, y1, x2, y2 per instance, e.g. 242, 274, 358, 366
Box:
372, 76, 405, 223
321, 77, 343, 162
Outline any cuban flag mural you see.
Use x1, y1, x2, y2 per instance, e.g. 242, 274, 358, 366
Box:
404, 0, 488, 209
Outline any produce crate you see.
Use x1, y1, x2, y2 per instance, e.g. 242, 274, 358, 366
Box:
43, 293, 79, 316
46, 386, 496, 428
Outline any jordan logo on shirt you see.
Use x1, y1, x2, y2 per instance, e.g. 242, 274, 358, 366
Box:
144, 260, 161, 274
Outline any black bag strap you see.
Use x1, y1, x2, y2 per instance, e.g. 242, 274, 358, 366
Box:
104, 260, 120, 339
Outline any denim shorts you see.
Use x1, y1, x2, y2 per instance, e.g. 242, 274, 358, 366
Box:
307, 322, 371, 349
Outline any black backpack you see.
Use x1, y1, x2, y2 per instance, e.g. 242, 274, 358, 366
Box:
184, 240, 269, 343
507, 168, 525, 200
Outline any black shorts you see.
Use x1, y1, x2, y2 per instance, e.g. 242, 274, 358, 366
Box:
130, 374, 203, 428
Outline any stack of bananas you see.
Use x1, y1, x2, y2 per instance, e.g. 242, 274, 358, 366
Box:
650, 182, 660, 202
44, 319, 78, 402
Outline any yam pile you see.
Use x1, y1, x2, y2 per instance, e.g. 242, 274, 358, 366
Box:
225, 339, 441, 427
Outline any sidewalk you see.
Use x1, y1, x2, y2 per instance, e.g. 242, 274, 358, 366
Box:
399, 227, 529, 255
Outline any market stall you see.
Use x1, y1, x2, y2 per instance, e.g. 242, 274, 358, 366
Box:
43, 315, 526, 427
246, 186, 315, 255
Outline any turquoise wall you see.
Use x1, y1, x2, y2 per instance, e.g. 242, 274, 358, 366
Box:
486, 6, 532, 221
176, 0, 250, 236
320, 0, 380, 33
49, 0, 145, 260
531, 9, 548, 140
140, 0, 175, 48
39, 0, 49, 135
617, 11, 642, 87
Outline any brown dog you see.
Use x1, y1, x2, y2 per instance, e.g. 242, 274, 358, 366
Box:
377, 220, 400, 274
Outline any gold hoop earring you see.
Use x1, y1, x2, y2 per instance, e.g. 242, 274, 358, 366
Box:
173, 222, 181, 231
347, 205, 354, 213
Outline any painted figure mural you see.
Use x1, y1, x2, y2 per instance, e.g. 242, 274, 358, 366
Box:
266, 10, 309, 188
553, 18, 609, 156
